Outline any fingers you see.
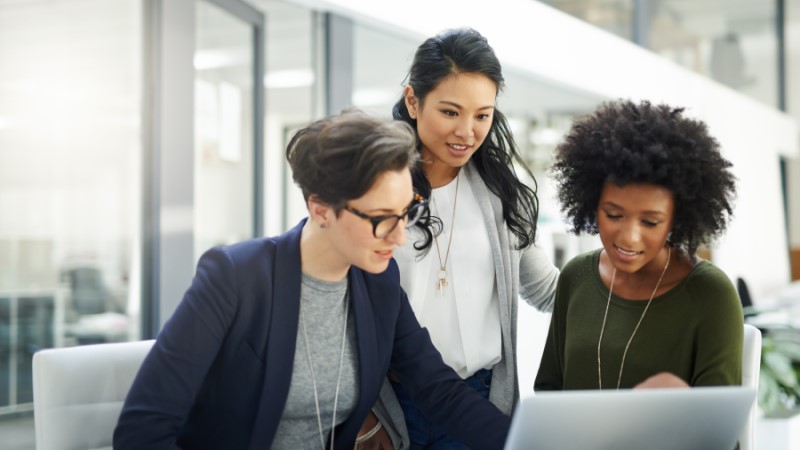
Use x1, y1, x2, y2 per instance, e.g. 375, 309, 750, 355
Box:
634, 371, 689, 389
354, 424, 393, 450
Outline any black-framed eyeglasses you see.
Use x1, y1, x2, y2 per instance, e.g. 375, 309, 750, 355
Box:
343, 193, 430, 239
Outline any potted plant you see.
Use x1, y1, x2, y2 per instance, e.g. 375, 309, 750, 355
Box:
755, 326, 800, 449
759, 327, 800, 416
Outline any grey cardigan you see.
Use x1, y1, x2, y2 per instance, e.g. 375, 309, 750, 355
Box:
374, 161, 559, 448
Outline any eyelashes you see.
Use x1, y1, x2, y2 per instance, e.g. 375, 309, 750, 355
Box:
603, 212, 661, 228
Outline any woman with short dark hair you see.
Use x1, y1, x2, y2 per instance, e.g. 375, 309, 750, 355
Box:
114, 109, 511, 450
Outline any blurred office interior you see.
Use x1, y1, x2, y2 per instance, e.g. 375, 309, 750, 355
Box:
1, 0, 799, 448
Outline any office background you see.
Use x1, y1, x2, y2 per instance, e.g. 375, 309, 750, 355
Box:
1, 0, 799, 448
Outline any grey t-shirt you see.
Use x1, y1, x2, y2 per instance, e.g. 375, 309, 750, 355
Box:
272, 273, 359, 449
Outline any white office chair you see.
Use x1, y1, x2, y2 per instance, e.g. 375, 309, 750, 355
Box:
32, 339, 155, 450
740, 324, 762, 450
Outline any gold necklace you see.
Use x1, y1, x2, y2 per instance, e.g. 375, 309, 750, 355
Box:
597, 247, 671, 389
433, 172, 460, 295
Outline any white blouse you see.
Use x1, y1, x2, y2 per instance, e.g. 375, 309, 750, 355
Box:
394, 173, 501, 379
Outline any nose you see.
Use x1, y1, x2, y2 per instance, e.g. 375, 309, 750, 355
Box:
620, 220, 642, 246
454, 117, 475, 139
385, 219, 407, 246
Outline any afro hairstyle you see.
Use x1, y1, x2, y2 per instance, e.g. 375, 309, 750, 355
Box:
551, 99, 737, 256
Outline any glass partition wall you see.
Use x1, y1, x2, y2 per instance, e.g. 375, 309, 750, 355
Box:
194, 0, 256, 258
0, 0, 143, 426
0, 0, 318, 440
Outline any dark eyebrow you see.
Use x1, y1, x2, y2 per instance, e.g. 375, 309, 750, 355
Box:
357, 195, 416, 215
437, 100, 495, 111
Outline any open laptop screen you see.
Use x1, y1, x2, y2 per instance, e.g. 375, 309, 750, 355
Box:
505, 386, 756, 450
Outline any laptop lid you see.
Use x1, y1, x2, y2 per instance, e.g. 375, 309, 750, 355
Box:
505, 386, 756, 450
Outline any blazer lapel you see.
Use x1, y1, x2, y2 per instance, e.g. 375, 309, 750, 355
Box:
248, 221, 304, 450
350, 267, 379, 410
326, 267, 382, 448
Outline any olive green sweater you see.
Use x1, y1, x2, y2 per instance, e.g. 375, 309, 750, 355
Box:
535, 249, 743, 390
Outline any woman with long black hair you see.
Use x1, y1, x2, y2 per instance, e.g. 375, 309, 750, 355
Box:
358, 28, 559, 450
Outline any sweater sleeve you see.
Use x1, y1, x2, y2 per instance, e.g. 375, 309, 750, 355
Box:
687, 264, 744, 386
519, 243, 559, 313
533, 259, 575, 391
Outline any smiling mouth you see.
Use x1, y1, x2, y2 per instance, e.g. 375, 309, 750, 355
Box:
448, 143, 470, 151
615, 245, 643, 256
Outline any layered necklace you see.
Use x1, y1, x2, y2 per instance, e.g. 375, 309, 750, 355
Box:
432, 172, 460, 296
299, 287, 349, 450
597, 247, 671, 389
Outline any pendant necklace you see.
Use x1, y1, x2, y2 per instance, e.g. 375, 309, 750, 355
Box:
300, 287, 349, 450
597, 247, 671, 389
433, 172, 460, 295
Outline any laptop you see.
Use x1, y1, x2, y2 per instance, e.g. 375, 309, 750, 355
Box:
505, 386, 756, 450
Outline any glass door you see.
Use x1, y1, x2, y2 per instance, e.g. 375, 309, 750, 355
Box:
194, 0, 264, 258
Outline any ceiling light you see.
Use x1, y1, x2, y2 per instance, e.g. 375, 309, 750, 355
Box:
264, 70, 315, 89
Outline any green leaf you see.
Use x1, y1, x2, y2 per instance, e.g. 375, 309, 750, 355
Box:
763, 351, 799, 387
759, 374, 786, 416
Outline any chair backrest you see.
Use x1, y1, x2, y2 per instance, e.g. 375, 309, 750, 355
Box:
739, 324, 762, 450
737, 277, 753, 309
32, 340, 155, 450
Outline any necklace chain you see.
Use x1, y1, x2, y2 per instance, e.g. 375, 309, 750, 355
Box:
597, 247, 671, 389
300, 287, 349, 450
433, 172, 460, 295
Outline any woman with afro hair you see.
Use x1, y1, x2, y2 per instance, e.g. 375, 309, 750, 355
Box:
535, 99, 743, 391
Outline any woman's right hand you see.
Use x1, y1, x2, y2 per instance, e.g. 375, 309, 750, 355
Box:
354, 410, 394, 449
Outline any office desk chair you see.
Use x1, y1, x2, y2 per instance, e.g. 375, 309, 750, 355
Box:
32, 340, 154, 450
740, 324, 762, 450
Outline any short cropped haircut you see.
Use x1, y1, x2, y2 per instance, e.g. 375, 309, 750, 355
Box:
551, 99, 737, 256
286, 108, 418, 212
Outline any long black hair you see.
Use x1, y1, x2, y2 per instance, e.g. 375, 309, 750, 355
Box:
393, 27, 540, 253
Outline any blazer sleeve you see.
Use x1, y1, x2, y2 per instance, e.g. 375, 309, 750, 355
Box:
389, 290, 511, 449
114, 246, 240, 449
518, 243, 559, 313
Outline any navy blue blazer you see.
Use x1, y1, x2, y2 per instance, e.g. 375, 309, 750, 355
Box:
114, 220, 510, 449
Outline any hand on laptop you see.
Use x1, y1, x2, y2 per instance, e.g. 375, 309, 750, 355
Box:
634, 372, 689, 389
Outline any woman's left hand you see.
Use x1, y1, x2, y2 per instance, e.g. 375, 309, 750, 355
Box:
354, 411, 393, 449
